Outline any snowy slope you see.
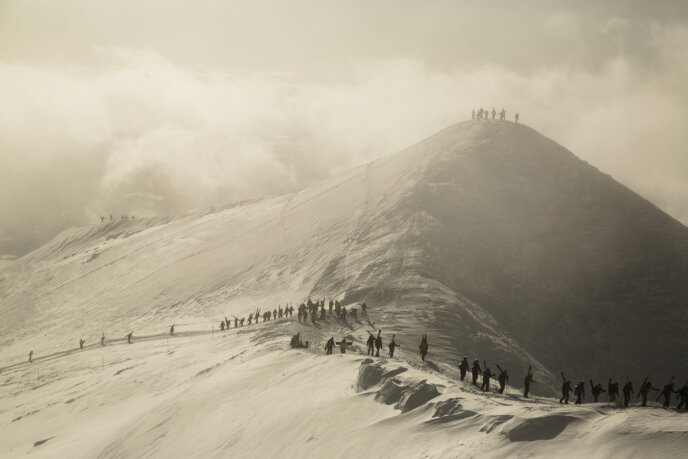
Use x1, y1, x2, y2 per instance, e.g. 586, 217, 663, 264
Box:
1, 120, 688, 457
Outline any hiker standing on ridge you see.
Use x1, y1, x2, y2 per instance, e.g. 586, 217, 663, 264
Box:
574, 381, 586, 404
367, 334, 375, 356
515, 113, 520, 124
560, 373, 573, 404
676, 382, 688, 410
170, 325, 175, 335
101, 333, 105, 346
374, 330, 382, 357
361, 303, 367, 316
608, 378, 619, 405
79, 338, 85, 350
29, 351, 33, 363
481, 361, 493, 392
500, 108, 506, 120
590, 380, 605, 402
419, 335, 429, 361
325, 337, 335, 355
337, 337, 353, 354
524, 366, 535, 397
459, 356, 469, 381
622, 380, 634, 407
388, 335, 399, 358
471, 359, 482, 386
491, 107, 496, 120
656, 377, 677, 408
127, 332, 133, 344
638, 375, 658, 407
497, 365, 509, 394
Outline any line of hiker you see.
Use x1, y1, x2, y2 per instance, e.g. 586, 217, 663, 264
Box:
98, 214, 136, 223
472, 107, 519, 123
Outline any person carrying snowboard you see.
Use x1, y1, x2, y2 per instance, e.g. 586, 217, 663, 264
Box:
590, 379, 605, 402
524, 366, 535, 398
560, 372, 573, 404
418, 335, 429, 361
459, 356, 469, 382
496, 365, 509, 394
471, 359, 482, 386
481, 362, 493, 392
388, 334, 399, 358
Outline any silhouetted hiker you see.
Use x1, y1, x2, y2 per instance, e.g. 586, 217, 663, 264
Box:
515, 113, 520, 124
367, 334, 375, 356
80, 338, 85, 349
472, 109, 476, 119
101, 333, 105, 346
608, 378, 619, 404
497, 365, 509, 394
127, 332, 133, 344
656, 378, 676, 407
170, 325, 175, 335
622, 381, 634, 407
29, 351, 33, 363
419, 335, 428, 361
491, 107, 496, 120
351, 307, 358, 321
500, 108, 506, 121
574, 381, 585, 404
524, 366, 535, 397
676, 383, 688, 410
341, 307, 347, 321
640, 379, 658, 407
472, 359, 482, 386
221, 321, 225, 331
325, 337, 335, 355
100, 215, 105, 223
234, 317, 238, 328
481, 362, 493, 392
388, 335, 399, 358
590, 380, 605, 402
240, 317, 245, 327
273, 309, 277, 320
560, 373, 573, 404
290, 305, 295, 317
225, 317, 230, 329
361, 303, 367, 316
459, 356, 469, 381
337, 338, 353, 353
328, 301, 333, 315
248, 313, 254, 325
374, 330, 382, 357
320, 306, 326, 320
334, 301, 341, 318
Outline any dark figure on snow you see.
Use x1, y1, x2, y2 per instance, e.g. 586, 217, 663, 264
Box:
325, 337, 335, 355
656, 378, 677, 408
497, 365, 509, 394
574, 381, 585, 404
676, 382, 688, 410
337, 338, 353, 353
471, 359, 482, 386
320, 306, 326, 320
273, 309, 277, 320
374, 330, 382, 357
341, 307, 347, 321
491, 107, 496, 120
622, 381, 634, 407
608, 378, 619, 404
351, 307, 358, 320
335, 301, 341, 318
590, 380, 605, 402
418, 335, 428, 361
515, 113, 520, 124
100, 215, 105, 223
459, 356, 469, 381
101, 333, 105, 346
29, 351, 33, 363
361, 303, 367, 316
240, 318, 245, 327
278, 306, 283, 318
290, 333, 301, 349
127, 332, 133, 344
220, 321, 225, 331
225, 317, 230, 329
170, 325, 175, 335
638, 375, 658, 407
500, 108, 506, 121
328, 300, 333, 315
290, 305, 295, 317
248, 313, 253, 325
560, 373, 573, 404
367, 334, 375, 356
80, 338, 85, 349
524, 366, 535, 398
234, 317, 239, 328
388, 335, 399, 358
481, 362, 492, 392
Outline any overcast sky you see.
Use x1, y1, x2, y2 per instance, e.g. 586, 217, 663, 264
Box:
1, 1, 687, 257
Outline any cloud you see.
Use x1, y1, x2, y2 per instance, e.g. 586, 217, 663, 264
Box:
1, 19, 687, 255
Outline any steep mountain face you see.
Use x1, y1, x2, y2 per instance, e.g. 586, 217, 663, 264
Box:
2, 120, 686, 392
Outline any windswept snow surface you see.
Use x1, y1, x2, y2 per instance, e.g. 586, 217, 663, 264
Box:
2, 120, 688, 457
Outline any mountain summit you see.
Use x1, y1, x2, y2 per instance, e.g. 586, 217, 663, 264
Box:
2, 120, 686, 390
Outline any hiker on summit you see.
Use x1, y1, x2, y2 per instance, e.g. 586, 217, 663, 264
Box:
361, 303, 367, 316
459, 356, 469, 381
328, 300, 333, 315
79, 338, 85, 349
273, 309, 278, 320
221, 321, 225, 331
248, 313, 253, 325
367, 334, 375, 356
497, 365, 509, 394
341, 307, 348, 321
639, 377, 658, 407
481, 362, 493, 392
657, 378, 677, 408
419, 335, 429, 361
325, 337, 335, 355
676, 382, 688, 410
574, 381, 586, 404
388, 335, 399, 358
334, 301, 341, 318
515, 113, 520, 124
524, 367, 535, 397
374, 330, 383, 357
240, 317, 245, 327
560, 373, 573, 404
225, 317, 230, 329
500, 108, 506, 120
127, 332, 133, 344
471, 359, 482, 386
29, 351, 34, 362
590, 380, 605, 402
170, 324, 175, 335
101, 333, 105, 346
235, 317, 239, 328
622, 380, 634, 407
320, 305, 326, 320
491, 107, 496, 120
608, 378, 619, 404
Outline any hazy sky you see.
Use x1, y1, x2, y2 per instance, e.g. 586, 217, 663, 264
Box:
1, 1, 687, 256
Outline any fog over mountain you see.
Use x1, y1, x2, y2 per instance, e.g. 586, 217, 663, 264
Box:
1, 1, 687, 257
